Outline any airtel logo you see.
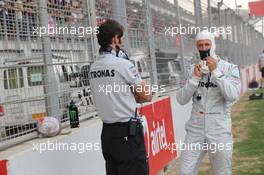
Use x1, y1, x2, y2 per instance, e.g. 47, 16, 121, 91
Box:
141, 116, 168, 157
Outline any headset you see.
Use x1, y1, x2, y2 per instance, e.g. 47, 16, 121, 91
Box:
99, 46, 129, 60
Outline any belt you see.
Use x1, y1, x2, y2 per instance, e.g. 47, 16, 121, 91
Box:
102, 120, 142, 137
103, 121, 130, 128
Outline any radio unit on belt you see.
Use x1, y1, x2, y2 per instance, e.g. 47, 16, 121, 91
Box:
129, 108, 141, 136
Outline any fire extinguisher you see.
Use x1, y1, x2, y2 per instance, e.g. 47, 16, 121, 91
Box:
68, 100, 79, 128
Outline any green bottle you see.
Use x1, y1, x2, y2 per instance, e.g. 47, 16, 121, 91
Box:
69, 100, 79, 128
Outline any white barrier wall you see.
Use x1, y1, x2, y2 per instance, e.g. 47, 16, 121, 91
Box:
0, 119, 106, 175
0, 94, 192, 175
240, 66, 248, 95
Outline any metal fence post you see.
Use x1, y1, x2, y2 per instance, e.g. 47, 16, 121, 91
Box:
143, 0, 158, 86
111, 0, 131, 55
37, 0, 60, 119
230, 12, 236, 64
241, 22, 247, 65
194, 0, 202, 27
174, 0, 186, 78
217, 1, 223, 55
236, 16, 243, 65
207, 0, 212, 28
85, 0, 99, 61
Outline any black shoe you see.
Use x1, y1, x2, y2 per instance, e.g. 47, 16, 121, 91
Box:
249, 93, 263, 100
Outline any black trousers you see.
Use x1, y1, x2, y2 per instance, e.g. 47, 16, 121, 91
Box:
101, 122, 149, 175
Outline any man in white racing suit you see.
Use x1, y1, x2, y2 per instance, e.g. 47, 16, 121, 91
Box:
177, 30, 241, 175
